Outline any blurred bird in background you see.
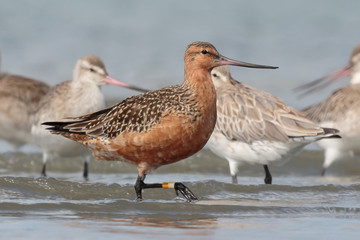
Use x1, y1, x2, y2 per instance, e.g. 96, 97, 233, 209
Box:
299, 44, 360, 176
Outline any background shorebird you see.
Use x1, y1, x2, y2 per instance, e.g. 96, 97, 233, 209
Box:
32, 55, 148, 180
300, 44, 360, 176
43, 41, 278, 201
207, 66, 341, 184
0, 73, 49, 150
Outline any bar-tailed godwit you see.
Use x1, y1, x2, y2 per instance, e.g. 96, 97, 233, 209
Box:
43, 42, 278, 201
300, 44, 360, 176
32, 55, 147, 179
0, 73, 49, 149
207, 66, 341, 184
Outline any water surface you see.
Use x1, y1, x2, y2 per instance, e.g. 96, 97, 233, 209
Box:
1, 150, 360, 239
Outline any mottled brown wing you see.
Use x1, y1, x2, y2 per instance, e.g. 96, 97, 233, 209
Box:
0, 73, 49, 106
62, 85, 196, 138
302, 85, 360, 123
215, 82, 324, 144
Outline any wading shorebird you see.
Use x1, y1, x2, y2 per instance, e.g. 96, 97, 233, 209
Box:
0, 73, 49, 149
207, 66, 341, 184
43, 42, 278, 201
299, 44, 360, 176
32, 55, 148, 180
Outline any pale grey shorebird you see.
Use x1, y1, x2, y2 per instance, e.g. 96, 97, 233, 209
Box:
207, 66, 341, 184
31, 55, 148, 179
42, 42, 278, 201
299, 44, 360, 176
0, 73, 49, 149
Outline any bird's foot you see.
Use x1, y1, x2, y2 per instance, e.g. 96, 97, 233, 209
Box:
174, 182, 198, 202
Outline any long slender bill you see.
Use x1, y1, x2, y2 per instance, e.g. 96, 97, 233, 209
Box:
220, 55, 278, 69
294, 65, 352, 97
104, 76, 149, 93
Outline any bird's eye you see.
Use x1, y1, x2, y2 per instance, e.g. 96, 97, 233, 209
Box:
212, 73, 218, 77
90, 68, 96, 72
201, 50, 208, 55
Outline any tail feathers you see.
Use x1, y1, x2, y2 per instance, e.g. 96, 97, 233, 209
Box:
320, 127, 341, 140
42, 121, 85, 135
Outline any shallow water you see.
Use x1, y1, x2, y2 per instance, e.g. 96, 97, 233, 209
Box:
1, 149, 360, 239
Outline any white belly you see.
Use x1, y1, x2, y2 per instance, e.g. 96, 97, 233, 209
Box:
207, 131, 307, 166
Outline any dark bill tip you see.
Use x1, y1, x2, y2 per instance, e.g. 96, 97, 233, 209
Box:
220, 55, 278, 69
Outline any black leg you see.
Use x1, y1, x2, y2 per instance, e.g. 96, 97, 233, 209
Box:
134, 175, 147, 200
263, 165, 272, 184
232, 174, 238, 184
321, 167, 326, 176
41, 163, 47, 177
83, 161, 89, 180
134, 175, 198, 201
